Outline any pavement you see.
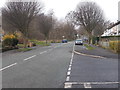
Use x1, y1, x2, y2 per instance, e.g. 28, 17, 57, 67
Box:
1, 42, 119, 88
74, 44, 118, 59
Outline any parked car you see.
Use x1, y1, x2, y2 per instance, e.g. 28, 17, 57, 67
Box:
62, 39, 68, 43
75, 39, 83, 45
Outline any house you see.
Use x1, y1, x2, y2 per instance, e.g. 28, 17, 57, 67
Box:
101, 21, 120, 36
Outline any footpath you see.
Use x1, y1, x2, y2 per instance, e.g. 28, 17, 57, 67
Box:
74, 44, 118, 59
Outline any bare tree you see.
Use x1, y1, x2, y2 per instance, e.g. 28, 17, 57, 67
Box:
2, 18, 17, 34
37, 13, 53, 44
93, 20, 110, 37
71, 2, 105, 43
49, 20, 76, 41
2, 1, 42, 47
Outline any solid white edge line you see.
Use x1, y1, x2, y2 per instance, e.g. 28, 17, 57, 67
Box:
0, 63, 17, 71
84, 83, 92, 88
24, 55, 36, 61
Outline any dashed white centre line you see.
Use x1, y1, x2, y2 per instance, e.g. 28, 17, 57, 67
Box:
40, 51, 47, 54
0, 63, 17, 71
1, 44, 65, 71
24, 55, 36, 61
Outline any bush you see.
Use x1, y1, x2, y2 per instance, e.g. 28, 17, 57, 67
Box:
50, 40, 61, 43
12, 38, 19, 47
2, 34, 19, 48
109, 41, 120, 53
3, 38, 13, 47
51, 40, 55, 43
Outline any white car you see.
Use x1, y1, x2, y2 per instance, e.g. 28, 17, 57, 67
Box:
75, 39, 83, 45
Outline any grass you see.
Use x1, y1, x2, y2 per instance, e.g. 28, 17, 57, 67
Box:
17, 48, 32, 52
84, 44, 95, 50
50, 40, 61, 43
17, 44, 24, 48
30, 39, 50, 46
35, 41, 50, 46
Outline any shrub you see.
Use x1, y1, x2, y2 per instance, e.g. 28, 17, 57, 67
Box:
109, 41, 120, 53
50, 40, 55, 43
12, 38, 19, 47
50, 40, 61, 43
2, 34, 19, 48
3, 38, 13, 47
3, 34, 15, 40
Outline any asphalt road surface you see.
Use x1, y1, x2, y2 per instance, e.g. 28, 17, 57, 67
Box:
2, 42, 118, 88
64, 45, 118, 88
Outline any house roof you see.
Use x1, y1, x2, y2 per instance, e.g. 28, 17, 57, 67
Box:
107, 21, 120, 29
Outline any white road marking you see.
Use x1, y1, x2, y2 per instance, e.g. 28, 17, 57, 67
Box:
67, 71, 71, 75
24, 55, 36, 61
66, 76, 70, 81
68, 67, 71, 71
74, 50, 106, 59
64, 82, 119, 85
64, 82, 119, 88
69, 64, 72, 67
0, 63, 17, 71
40, 51, 47, 54
84, 83, 92, 88
64, 43, 75, 88
64, 82, 72, 88
70, 61, 72, 65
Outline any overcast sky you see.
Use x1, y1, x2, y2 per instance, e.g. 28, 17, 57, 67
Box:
0, 0, 119, 22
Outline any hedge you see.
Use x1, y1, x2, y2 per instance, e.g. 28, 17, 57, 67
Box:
109, 41, 120, 53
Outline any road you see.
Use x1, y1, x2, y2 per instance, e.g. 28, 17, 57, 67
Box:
2, 42, 118, 88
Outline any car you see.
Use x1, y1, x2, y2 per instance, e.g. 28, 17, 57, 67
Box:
75, 39, 83, 45
62, 39, 68, 43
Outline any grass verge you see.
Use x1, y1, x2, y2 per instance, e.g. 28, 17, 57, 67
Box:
84, 44, 95, 50
17, 48, 32, 52
30, 40, 50, 46
17, 44, 24, 48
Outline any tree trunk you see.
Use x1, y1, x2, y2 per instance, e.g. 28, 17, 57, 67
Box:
45, 37, 48, 44
23, 38, 27, 48
88, 33, 93, 44
23, 34, 28, 48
